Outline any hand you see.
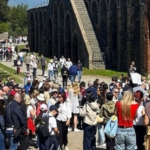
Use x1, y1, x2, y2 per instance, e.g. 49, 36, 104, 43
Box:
141, 108, 145, 116
66, 120, 70, 126
25, 129, 29, 135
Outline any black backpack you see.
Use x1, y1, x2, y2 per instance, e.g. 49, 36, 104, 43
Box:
54, 62, 58, 70
36, 115, 52, 138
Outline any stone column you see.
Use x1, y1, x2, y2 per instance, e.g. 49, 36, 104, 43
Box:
140, 3, 146, 75
106, 7, 111, 69
127, 4, 131, 68
117, 5, 121, 70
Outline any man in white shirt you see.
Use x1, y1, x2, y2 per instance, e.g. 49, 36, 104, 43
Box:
59, 56, 66, 68
66, 58, 72, 70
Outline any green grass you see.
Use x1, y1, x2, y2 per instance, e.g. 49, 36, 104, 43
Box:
17, 45, 26, 51
0, 63, 25, 83
83, 68, 127, 77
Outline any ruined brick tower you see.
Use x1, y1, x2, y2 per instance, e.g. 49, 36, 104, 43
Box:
28, 0, 150, 75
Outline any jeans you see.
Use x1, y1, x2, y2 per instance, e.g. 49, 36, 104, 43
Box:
48, 70, 54, 80
114, 127, 137, 150
33, 68, 37, 77
7, 133, 18, 150
70, 75, 76, 83
0, 54, 3, 61
97, 123, 105, 144
83, 123, 96, 150
77, 71, 82, 82
54, 70, 58, 80
26, 64, 30, 72
42, 65, 45, 76
0, 133, 5, 150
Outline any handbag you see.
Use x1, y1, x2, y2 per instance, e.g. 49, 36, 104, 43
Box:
96, 115, 104, 123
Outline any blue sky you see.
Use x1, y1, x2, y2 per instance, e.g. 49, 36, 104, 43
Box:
8, 0, 48, 8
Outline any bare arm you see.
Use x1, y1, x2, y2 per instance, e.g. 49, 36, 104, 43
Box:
143, 113, 149, 126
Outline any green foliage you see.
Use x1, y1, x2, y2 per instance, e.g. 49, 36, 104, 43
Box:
7, 4, 28, 37
0, 22, 8, 33
83, 68, 127, 77
0, 0, 9, 23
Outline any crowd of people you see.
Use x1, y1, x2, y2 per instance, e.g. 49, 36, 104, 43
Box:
0, 56, 150, 150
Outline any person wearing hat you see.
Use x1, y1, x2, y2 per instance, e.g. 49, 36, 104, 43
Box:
48, 89, 58, 107
36, 93, 46, 116
42, 105, 60, 150
47, 59, 54, 81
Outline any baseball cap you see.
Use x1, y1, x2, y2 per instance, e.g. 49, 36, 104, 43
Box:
40, 104, 48, 111
49, 105, 58, 111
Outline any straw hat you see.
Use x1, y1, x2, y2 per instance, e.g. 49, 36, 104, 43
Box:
49, 59, 53, 63
37, 93, 45, 101
25, 95, 31, 105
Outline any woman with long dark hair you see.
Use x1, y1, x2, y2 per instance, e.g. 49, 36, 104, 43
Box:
56, 92, 71, 150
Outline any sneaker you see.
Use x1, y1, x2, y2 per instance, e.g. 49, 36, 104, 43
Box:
68, 128, 72, 132
101, 143, 106, 147
64, 146, 69, 150
74, 128, 81, 132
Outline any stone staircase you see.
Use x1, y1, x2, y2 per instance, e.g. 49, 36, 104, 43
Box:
70, 0, 105, 69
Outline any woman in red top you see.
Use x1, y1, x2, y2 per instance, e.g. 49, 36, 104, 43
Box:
114, 91, 139, 150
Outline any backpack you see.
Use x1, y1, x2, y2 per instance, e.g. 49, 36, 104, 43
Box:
104, 115, 118, 138
109, 83, 116, 92
36, 115, 51, 138
54, 62, 58, 70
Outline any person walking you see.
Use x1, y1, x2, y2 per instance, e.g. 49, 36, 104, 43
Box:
53, 59, 59, 82
40, 55, 47, 76
77, 60, 82, 83
24, 54, 31, 72
61, 64, 69, 87
47, 59, 54, 81
16, 56, 21, 74
69, 62, 78, 84
32, 58, 38, 77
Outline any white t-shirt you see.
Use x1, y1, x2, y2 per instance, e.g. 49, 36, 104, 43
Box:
27, 105, 33, 118
49, 113, 57, 135
48, 63, 54, 70
66, 61, 72, 69
19, 52, 23, 57
11, 46, 15, 52
60, 58, 66, 65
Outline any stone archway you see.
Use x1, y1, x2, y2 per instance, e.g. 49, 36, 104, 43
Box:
48, 17, 53, 57
99, 0, 107, 53
109, 0, 118, 69
59, 3, 65, 57
35, 12, 39, 53
130, 0, 140, 72
39, 11, 43, 54
91, 0, 98, 25
65, 13, 71, 59
30, 13, 35, 52
53, 3, 58, 57
72, 33, 78, 63
120, 0, 127, 71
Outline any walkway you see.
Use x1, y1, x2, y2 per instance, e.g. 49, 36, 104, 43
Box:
0, 60, 109, 150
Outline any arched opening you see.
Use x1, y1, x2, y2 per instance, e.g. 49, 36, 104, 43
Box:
48, 17, 53, 57
72, 33, 78, 63
35, 12, 39, 53
91, 1, 98, 25
130, 0, 140, 72
109, 0, 118, 69
65, 13, 71, 58
53, 4, 58, 57
59, 3, 65, 57
120, 0, 127, 71
39, 11, 43, 54
30, 13, 35, 52
99, 0, 107, 55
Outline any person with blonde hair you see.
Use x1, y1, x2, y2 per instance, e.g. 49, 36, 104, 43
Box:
69, 82, 82, 132
114, 87, 139, 150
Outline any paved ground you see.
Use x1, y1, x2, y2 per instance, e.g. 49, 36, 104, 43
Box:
1, 59, 110, 150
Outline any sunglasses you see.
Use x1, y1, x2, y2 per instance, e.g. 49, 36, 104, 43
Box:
58, 96, 62, 98
114, 91, 119, 94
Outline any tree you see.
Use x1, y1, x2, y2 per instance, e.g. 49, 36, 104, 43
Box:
0, 0, 9, 23
0, 22, 8, 33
